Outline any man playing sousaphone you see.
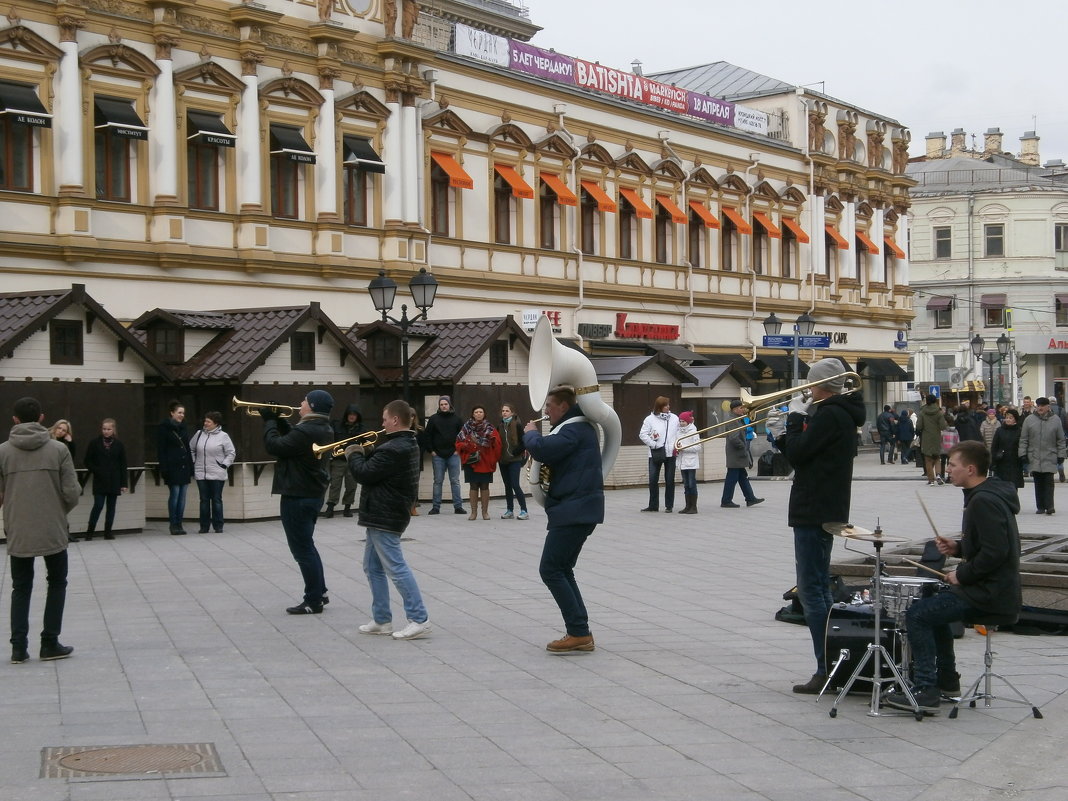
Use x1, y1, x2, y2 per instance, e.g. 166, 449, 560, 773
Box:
523, 385, 604, 653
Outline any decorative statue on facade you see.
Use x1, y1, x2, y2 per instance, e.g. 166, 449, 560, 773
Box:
383, 0, 397, 36
892, 131, 911, 174
867, 129, 885, 168
401, 0, 421, 39
317, 0, 333, 21
838, 118, 857, 161
807, 107, 826, 153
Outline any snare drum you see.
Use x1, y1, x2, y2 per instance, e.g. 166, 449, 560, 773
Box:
877, 576, 942, 622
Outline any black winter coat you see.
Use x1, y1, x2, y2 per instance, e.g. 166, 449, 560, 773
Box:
347, 430, 419, 534
523, 404, 604, 528
951, 477, 1022, 617
421, 410, 463, 458
955, 411, 983, 443
157, 418, 192, 486
990, 425, 1024, 488
263, 414, 333, 498
330, 405, 364, 463
781, 392, 866, 527
83, 436, 128, 496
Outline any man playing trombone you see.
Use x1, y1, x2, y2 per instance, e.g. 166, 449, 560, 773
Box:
778, 359, 866, 694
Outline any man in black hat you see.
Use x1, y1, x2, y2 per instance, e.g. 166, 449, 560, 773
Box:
720, 399, 763, 509
262, 389, 336, 615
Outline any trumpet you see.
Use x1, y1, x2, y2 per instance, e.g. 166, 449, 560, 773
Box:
232, 396, 297, 417
311, 429, 386, 459
676, 370, 860, 451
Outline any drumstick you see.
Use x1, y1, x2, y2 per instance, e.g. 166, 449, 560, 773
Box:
915, 492, 942, 539
899, 557, 948, 581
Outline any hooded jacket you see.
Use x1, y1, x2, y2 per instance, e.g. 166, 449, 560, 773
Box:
1019, 408, 1067, 473
347, 429, 419, 535
0, 422, 80, 557
523, 404, 604, 528
951, 476, 1021, 617
263, 413, 333, 498
189, 426, 237, 481
916, 401, 947, 456
781, 391, 866, 527
330, 404, 364, 462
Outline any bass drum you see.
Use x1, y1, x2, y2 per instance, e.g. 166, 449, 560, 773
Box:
824, 603, 901, 692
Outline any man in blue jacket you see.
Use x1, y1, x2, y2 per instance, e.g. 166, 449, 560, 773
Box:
524, 385, 604, 653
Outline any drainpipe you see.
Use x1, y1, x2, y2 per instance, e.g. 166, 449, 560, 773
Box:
967, 192, 976, 373
743, 153, 761, 358
659, 131, 695, 347
416, 69, 439, 278
554, 104, 585, 344
797, 90, 817, 316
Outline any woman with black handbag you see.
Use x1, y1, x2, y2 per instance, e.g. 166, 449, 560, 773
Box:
497, 402, 529, 520
455, 405, 501, 520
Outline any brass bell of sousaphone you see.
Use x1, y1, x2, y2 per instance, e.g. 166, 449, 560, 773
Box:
525, 315, 622, 507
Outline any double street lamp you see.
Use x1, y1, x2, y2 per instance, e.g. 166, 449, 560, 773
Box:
368, 267, 439, 404
969, 332, 1010, 406
762, 311, 817, 386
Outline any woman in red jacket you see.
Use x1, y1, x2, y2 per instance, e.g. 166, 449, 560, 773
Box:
455, 405, 501, 520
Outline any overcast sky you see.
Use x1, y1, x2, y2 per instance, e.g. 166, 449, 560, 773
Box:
525, 0, 1066, 164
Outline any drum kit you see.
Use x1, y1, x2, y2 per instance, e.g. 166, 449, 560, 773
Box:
819, 521, 948, 721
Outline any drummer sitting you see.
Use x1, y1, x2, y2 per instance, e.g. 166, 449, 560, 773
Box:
885, 440, 1022, 713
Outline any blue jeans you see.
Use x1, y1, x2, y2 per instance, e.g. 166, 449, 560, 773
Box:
680, 469, 697, 497
431, 453, 463, 509
540, 524, 595, 636
9, 550, 67, 649
364, 526, 427, 624
197, 479, 225, 531
167, 483, 188, 528
905, 589, 968, 689
879, 437, 896, 463
794, 525, 835, 673
499, 460, 528, 512
647, 456, 676, 510
280, 496, 326, 606
87, 494, 117, 534
722, 467, 757, 503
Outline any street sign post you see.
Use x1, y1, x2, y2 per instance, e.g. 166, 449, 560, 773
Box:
762, 335, 830, 349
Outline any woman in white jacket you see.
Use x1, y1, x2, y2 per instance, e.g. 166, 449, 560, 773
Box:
189, 411, 237, 533
674, 411, 701, 514
638, 396, 680, 512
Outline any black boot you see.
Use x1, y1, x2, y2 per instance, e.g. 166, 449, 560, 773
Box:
678, 495, 697, 514
83, 529, 94, 542
324, 502, 335, 519
343, 505, 353, 518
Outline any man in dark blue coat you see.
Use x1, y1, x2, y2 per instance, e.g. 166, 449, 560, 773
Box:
524, 385, 604, 653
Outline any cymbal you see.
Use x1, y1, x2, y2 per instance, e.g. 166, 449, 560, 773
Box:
822, 522, 908, 543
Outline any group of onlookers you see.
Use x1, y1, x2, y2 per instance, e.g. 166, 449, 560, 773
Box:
877, 393, 1067, 513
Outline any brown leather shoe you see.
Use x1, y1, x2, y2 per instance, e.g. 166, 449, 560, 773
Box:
546, 634, 595, 653
792, 673, 827, 694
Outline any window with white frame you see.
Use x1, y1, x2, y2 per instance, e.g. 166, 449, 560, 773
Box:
984, 223, 1004, 257
934, 226, 952, 258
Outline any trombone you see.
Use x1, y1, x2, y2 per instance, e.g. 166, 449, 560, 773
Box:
676, 371, 860, 451
232, 396, 297, 418
311, 429, 386, 459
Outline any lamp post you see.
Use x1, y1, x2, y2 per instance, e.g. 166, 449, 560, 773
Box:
970, 332, 1009, 406
368, 267, 439, 404
763, 311, 817, 386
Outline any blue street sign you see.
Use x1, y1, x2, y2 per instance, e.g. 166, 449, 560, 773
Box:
762, 335, 794, 348
762, 335, 830, 349
928, 385, 940, 398
893, 340, 908, 350
798, 335, 831, 348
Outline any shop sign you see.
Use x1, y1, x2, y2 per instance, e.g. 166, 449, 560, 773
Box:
613, 313, 680, 340
522, 309, 563, 333
577, 323, 613, 339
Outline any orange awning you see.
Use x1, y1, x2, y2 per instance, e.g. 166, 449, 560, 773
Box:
687, 200, 720, 228
824, 223, 850, 250
431, 152, 473, 189
655, 195, 687, 224
753, 212, 782, 238
494, 164, 534, 199
619, 187, 652, 219
883, 235, 906, 259
580, 180, 618, 213
855, 230, 881, 254
721, 207, 753, 235
539, 172, 577, 206
780, 217, 810, 243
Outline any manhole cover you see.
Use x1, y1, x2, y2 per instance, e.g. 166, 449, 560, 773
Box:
41, 743, 225, 780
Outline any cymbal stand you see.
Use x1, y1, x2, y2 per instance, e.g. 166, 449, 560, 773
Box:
827, 524, 923, 721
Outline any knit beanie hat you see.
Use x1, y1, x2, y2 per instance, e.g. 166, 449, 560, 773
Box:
305, 389, 334, 415
806, 358, 847, 393
679, 411, 694, 424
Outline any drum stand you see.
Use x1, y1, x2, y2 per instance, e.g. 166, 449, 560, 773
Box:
824, 528, 923, 721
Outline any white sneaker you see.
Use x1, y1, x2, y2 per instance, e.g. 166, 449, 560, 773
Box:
392, 619, 431, 640
358, 621, 393, 635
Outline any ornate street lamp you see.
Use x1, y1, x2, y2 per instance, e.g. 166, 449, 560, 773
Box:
368, 267, 439, 404
763, 311, 817, 386
970, 332, 1010, 405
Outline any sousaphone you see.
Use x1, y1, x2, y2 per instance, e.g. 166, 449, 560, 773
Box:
526, 316, 622, 506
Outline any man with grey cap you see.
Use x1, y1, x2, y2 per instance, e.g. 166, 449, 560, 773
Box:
262, 389, 336, 615
777, 358, 866, 694
1019, 396, 1065, 515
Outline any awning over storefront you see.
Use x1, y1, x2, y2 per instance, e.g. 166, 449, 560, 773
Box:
580, 180, 618, 212
883, 235, 906, 259
721, 207, 752, 234
655, 195, 687, 224
494, 164, 534, 198
855, 230, 881, 254
94, 97, 148, 140
270, 124, 315, 163
687, 200, 720, 228
431, 152, 473, 188
926, 296, 953, 311
981, 293, 1007, 309
0, 81, 51, 128
753, 212, 782, 238
858, 357, 908, 379
539, 172, 577, 206
780, 217, 810, 243
824, 224, 850, 250
618, 187, 652, 218
343, 135, 385, 172
187, 111, 236, 147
